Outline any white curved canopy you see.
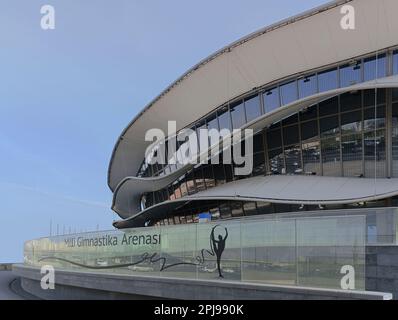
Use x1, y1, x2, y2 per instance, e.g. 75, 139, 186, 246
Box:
113, 175, 398, 228
108, 0, 398, 191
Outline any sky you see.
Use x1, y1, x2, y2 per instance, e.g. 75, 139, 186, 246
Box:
0, 0, 329, 262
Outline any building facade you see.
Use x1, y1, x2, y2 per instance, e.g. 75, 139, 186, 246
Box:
108, 0, 398, 229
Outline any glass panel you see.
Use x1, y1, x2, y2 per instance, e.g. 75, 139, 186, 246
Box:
302, 140, 321, 175
301, 120, 318, 142
340, 91, 361, 112
364, 54, 387, 81
282, 114, 298, 126
393, 103, 398, 177
341, 110, 362, 134
186, 171, 196, 195
242, 219, 296, 285
340, 63, 362, 87
244, 94, 261, 123
364, 106, 386, 131
194, 167, 206, 192
230, 100, 246, 129
364, 89, 386, 107
300, 104, 318, 121
212, 164, 226, 185
269, 148, 285, 174
203, 165, 215, 189
320, 116, 340, 138
231, 201, 244, 217
283, 124, 299, 146
218, 106, 231, 131
207, 113, 219, 131
318, 68, 338, 92
267, 129, 282, 150
394, 50, 398, 75
342, 133, 363, 177
321, 137, 341, 176
243, 202, 257, 216
319, 96, 338, 117
263, 87, 280, 112
253, 133, 264, 153
298, 74, 317, 99
284, 144, 302, 174
364, 129, 386, 178
219, 202, 232, 219
252, 152, 266, 176
280, 81, 297, 105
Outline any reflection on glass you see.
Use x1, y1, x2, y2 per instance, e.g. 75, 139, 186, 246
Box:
263, 87, 280, 112
298, 74, 317, 99
341, 110, 362, 134
340, 63, 362, 87
320, 116, 340, 137
364, 54, 386, 81
230, 100, 246, 129
364, 129, 386, 178
342, 133, 363, 177
269, 148, 285, 174
284, 145, 302, 174
321, 137, 341, 176
302, 141, 321, 175
318, 68, 338, 92
280, 81, 297, 105
244, 95, 261, 123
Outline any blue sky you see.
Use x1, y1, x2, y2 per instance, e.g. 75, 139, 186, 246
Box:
0, 0, 328, 262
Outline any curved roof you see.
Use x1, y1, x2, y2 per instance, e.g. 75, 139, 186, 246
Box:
108, 0, 398, 191
112, 75, 398, 218
113, 175, 398, 228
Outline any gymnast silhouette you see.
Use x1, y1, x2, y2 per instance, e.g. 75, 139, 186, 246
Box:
210, 226, 228, 278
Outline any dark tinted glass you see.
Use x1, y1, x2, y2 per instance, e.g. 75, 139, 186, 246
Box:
340, 91, 361, 112
300, 104, 318, 121
341, 110, 362, 134
319, 96, 338, 117
283, 125, 299, 145
267, 129, 282, 149
217, 106, 231, 131
320, 116, 340, 137
301, 120, 318, 141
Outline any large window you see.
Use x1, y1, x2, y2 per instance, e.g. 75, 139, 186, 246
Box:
298, 74, 317, 99
364, 54, 387, 81
230, 100, 246, 129
340, 62, 362, 87
263, 87, 280, 112
218, 106, 231, 131
318, 68, 338, 92
280, 81, 297, 105
244, 94, 262, 122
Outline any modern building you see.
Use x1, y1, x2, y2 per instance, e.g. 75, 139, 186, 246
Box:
109, 0, 398, 229
16, 0, 398, 300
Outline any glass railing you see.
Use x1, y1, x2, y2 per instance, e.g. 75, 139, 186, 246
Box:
23, 210, 387, 291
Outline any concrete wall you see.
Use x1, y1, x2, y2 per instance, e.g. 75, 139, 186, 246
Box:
13, 264, 391, 300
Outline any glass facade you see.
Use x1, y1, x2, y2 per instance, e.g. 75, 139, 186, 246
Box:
24, 212, 371, 290
139, 50, 394, 179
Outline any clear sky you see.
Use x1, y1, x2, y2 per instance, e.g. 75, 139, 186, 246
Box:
0, 0, 329, 262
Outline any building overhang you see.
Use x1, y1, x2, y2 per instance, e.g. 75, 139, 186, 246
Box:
108, 0, 398, 191
113, 175, 398, 229
112, 76, 398, 219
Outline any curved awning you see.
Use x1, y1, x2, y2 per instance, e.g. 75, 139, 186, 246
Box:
112, 76, 398, 218
108, 0, 398, 191
113, 175, 398, 229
